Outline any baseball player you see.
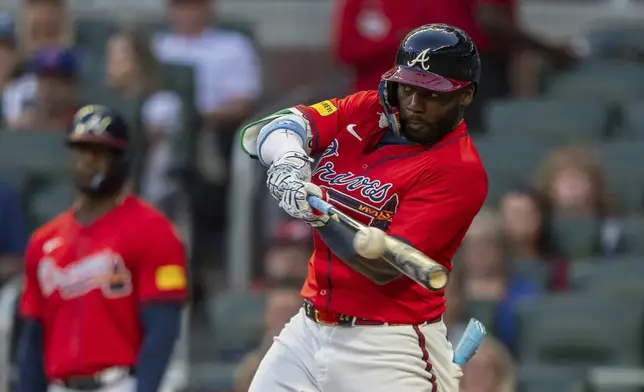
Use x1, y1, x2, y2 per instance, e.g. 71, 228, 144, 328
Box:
17, 105, 188, 392
240, 24, 488, 391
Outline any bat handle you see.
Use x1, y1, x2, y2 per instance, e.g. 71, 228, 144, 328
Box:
307, 195, 333, 215
453, 318, 487, 366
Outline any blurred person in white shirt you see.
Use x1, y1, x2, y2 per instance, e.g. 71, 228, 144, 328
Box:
154, 0, 261, 142
106, 27, 183, 211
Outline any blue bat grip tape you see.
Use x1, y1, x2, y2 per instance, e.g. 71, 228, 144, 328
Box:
453, 318, 487, 366
307, 195, 332, 215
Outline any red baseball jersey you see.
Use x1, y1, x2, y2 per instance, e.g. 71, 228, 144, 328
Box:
297, 90, 487, 324
19, 195, 187, 380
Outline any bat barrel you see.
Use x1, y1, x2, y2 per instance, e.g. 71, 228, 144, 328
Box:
428, 269, 449, 290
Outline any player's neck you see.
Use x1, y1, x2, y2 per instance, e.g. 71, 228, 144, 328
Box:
73, 194, 122, 225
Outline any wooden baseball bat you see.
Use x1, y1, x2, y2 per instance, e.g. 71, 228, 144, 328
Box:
307, 195, 449, 290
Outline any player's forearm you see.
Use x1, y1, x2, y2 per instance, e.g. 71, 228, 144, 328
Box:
18, 318, 48, 392
256, 114, 309, 166
136, 303, 183, 392
318, 220, 401, 285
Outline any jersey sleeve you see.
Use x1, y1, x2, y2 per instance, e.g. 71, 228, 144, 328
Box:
136, 218, 188, 303
386, 166, 487, 268
19, 237, 44, 319
296, 90, 378, 156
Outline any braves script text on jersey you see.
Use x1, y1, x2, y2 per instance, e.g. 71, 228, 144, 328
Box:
20, 196, 187, 380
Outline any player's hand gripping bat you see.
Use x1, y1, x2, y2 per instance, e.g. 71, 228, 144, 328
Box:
307, 195, 449, 291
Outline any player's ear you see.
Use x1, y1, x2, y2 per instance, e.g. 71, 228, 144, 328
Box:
460, 86, 475, 108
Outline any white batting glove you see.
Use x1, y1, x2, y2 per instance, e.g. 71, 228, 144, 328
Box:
280, 181, 330, 227
266, 150, 313, 201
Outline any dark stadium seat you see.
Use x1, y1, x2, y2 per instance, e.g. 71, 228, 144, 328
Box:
584, 23, 644, 61
0, 131, 67, 169
619, 101, 644, 140
516, 294, 644, 366
546, 62, 644, 104
595, 142, 644, 213
550, 217, 602, 259
189, 361, 237, 391
205, 293, 265, 361
620, 217, 644, 255
161, 64, 200, 176
74, 18, 120, 59
484, 98, 612, 143
511, 259, 552, 289
569, 256, 644, 298
472, 139, 553, 205
466, 299, 498, 335
517, 364, 587, 392
30, 177, 75, 228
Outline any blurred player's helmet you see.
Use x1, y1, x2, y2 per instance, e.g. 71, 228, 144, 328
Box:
379, 23, 481, 136
66, 105, 131, 197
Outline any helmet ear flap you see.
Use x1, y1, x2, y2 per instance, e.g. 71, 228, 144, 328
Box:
377, 80, 402, 136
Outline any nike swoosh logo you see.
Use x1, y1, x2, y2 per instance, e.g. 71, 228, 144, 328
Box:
346, 124, 363, 141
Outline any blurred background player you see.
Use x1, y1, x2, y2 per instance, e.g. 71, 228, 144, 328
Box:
241, 24, 487, 391
17, 105, 188, 392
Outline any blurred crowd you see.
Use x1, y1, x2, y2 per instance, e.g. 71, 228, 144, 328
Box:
1, 0, 644, 392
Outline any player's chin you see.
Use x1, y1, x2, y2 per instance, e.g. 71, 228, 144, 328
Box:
403, 123, 431, 139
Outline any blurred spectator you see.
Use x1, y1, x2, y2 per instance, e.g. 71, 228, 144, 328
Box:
332, 0, 432, 93
0, 14, 19, 93
19, 0, 72, 55
8, 46, 78, 132
233, 350, 262, 392
460, 336, 516, 392
0, 182, 28, 286
106, 28, 182, 210
262, 279, 302, 346
3, 0, 74, 127
154, 0, 261, 155
261, 219, 313, 285
461, 209, 541, 351
536, 146, 614, 219
500, 186, 567, 290
234, 279, 302, 392
535, 146, 625, 256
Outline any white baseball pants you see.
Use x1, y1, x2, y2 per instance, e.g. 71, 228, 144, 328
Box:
249, 308, 463, 392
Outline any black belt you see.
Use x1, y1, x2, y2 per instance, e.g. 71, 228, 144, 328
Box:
303, 300, 441, 327
56, 367, 135, 391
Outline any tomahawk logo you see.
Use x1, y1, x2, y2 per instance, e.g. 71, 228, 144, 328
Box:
407, 49, 432, 71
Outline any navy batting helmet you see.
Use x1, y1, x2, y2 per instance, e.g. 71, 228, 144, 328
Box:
67, 105, 131, 196
379, 24, 480, 135
67, 105, 130, 150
